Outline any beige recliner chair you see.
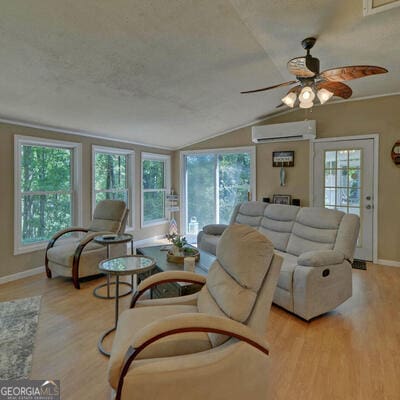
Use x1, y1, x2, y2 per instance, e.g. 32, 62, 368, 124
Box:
45, 200, 128, 289
108, 224, 283, 400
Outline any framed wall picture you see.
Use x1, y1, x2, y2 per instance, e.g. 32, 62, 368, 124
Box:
272, 151, 294, 167
272, 194, 292, 205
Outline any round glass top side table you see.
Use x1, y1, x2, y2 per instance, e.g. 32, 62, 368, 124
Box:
97, 255, 156, 357
93, 234, 134, 299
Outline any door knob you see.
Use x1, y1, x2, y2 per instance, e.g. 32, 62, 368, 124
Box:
366, 204, 372, 210
366, 195, 371, 201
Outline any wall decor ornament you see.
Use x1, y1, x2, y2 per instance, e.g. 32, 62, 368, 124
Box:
391, 141, 400, 166
273, 151, 294, 186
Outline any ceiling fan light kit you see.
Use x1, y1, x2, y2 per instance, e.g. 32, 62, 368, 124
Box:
317, 88, 334, 104
281, 92, 297, 108
242, 37, 388, 110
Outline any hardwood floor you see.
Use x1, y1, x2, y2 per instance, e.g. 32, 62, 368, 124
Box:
0, 263, 399, 400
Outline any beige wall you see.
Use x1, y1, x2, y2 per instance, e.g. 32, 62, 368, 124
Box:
0, 122, 172, 278
175, 95, 400, 262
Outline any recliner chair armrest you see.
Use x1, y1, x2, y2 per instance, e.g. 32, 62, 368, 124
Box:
49, 227, 88, 244
202, 224, 228, 235
130, 313, 269, 353
130, 271, 206, 308
297, 250, 345, 267
114, 313, 270, 400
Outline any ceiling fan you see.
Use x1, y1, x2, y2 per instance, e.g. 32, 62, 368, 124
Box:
241, 37, 388, 109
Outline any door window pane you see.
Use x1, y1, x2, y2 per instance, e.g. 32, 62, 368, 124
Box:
325, 151, 336, 169
336, 168, 348, 187
323, 149, 362, 211
324, 169, 335, 187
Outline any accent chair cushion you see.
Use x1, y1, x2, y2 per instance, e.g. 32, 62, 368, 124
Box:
88, 200, 127, 233
197, 224, 274, 346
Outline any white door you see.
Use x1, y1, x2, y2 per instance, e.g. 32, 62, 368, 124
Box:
313, 138, 375, 261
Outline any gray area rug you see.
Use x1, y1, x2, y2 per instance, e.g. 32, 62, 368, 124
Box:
0, 296, 41, 379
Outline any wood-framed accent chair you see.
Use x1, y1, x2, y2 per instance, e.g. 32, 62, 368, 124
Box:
45, 200, 129, 289
108, 224, 283, 400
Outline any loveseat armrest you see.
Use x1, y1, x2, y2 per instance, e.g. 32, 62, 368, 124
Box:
202, 224, 228, 235
297, 250, 345, 267
130, 271, 206, 308
114, 313, 270, 399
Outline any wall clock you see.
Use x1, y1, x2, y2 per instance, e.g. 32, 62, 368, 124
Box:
391, 141, 400, 166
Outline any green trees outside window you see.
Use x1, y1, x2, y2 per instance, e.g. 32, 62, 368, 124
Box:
142, 158, 168, 224
185, 150, 252, 238
20, 145, 73, 244
94, 152, 128, 204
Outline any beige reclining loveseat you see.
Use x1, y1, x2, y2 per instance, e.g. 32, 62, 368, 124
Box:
197, 202, 360, 320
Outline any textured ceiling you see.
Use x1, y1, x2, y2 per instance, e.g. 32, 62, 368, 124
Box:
0, 0, 399, 149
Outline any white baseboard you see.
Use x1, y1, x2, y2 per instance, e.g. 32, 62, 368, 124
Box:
376, 259, 400, 268
0, 236, 166, 286
0, 265, 45, 285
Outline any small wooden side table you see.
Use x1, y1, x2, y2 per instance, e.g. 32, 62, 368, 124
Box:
93, 233, 134, 299
97, 255, 156, 357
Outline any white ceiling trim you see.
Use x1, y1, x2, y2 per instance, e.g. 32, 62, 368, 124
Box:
0, 116, 174, 151
177, 92, 400, 150
1, 93, 399, 152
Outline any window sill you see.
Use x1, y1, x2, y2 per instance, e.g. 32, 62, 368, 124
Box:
14, 236, 77, 256
141, 219, 169, 229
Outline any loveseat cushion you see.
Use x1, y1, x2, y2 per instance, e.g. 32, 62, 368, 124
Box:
234, 202, 267, 227
286, 208, 344, 256
259, 204, 300, 251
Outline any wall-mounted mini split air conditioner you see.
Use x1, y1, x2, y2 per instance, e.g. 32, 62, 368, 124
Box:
251, 120, 316, 143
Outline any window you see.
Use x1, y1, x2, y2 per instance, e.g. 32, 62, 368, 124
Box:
141, 153, 171, 227
324, 149, 361, 216
181, 147, 256, 242
92, 146, 134, 227
14, 136, 82, 254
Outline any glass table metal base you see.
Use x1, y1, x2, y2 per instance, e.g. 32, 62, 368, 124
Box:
93, 274, 134, 299
97, 255, 155, 357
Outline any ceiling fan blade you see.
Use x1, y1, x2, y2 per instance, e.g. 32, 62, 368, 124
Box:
287, 57, 316, 78
240, 80, 297, 94
317, 81, 352, 99
320, 65, 388, 82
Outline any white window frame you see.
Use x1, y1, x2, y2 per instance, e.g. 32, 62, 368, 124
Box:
141, 152, 171, 228
179, 146, 256, 234
363, 0, 400, 16
92, 145, 135, 229
14, 135, 82, 255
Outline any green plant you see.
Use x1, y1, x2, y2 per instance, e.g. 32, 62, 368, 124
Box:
166, 234, 187, 248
